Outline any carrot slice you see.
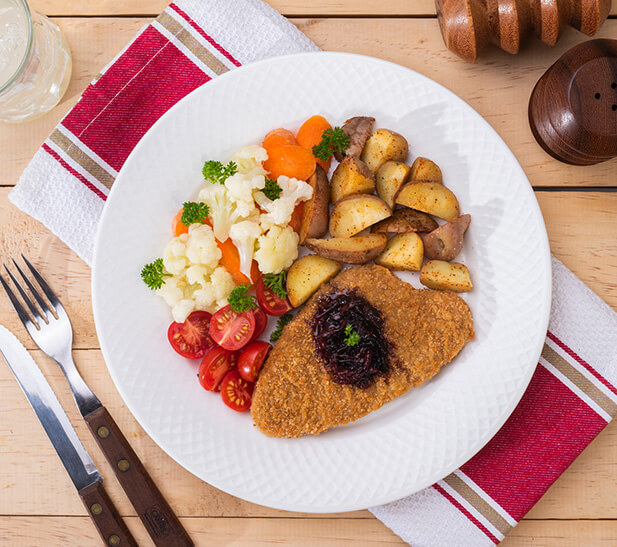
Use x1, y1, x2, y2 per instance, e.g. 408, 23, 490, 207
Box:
262, 128, 297, 152
296, 115, 332, 172
217, 238, 260, 285
263, 145, 316, 181
172, 208, 188, 237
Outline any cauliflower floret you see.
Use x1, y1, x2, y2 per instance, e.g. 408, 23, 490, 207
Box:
224, 172, 265, 218
191, 267, 235, 312
185, 224, 221, 269
231, 145, 268, 176
185, 264, 211, 286
171, 299, 195, 323
254, 175, 313, 226
254, 225, 299, 274
198, 184, 241, 242
210, 266, 236, 300
229, 220, 264, 281
157, 276, 185, 307
163, 233, 189, 276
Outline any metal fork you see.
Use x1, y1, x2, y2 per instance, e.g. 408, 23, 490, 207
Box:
1, 256, 192, 547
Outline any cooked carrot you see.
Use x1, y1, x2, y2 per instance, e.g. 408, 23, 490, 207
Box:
296, 115, 332, 172
262, 128, 297, 152
172, 208, 189, 236
263, 145, 316, 181
217, 238, 260, 285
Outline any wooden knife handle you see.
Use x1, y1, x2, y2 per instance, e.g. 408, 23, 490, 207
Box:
84, 406, 193, 547
79, 481, 137, 547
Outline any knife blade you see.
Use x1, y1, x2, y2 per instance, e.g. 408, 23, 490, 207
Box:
0, 325, 136, 546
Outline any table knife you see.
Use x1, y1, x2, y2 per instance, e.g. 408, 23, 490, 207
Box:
0, 325, 137, 547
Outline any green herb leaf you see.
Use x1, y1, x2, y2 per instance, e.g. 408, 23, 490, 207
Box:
227, 284, 258, 313
180, 201, 210, 226
344, 324, 361, 347
202, 160, 238, 184
141, 258, 171, 290
262, 271, 287, 299
270, 313, 293, 342
312, 127, 350, 162
262, 177, 283, 201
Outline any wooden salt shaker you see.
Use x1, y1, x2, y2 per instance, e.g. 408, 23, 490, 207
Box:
528, 39, 617, 165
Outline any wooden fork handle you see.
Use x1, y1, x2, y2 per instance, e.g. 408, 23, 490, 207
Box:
79, 481, 138, 547
84, 406, 193, 547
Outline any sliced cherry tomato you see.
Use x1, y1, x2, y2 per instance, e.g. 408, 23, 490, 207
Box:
256, 277, 293, 316
220, 369, 254, 412
198, 346, 238, 392
209, 305, 256, 351
251, 307, 267, 342
167, 310, 214, 359
238, 341, 271, 382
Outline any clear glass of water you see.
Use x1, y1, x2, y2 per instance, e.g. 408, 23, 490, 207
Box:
0, 0, 72, 123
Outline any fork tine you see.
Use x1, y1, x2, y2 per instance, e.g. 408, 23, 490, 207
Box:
12, 258, 52, 319
21, 255, 62, 310
0, 272, 39, 329
3, 265, 45, 324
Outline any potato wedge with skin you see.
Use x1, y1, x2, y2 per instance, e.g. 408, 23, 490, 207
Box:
360, 129, 409, 173
371, 208, 438, 234
375, 160, 411, 208
305, 234, 387, 264
410, 157, 443, 183
330, 157, 375, 204
329, 194, 392, 238
422, 214, 471, 261
334, 116, 375, 162
299, 164, 330, 244
374, 233, 424, 271
395, 182, 460, 221
420, 260, 472, 292
286, 255, 342, 307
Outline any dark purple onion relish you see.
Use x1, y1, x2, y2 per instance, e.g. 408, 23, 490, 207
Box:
310, 289, 390, 388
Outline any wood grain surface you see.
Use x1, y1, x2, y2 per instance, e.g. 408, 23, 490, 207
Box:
1, 1, 616, 546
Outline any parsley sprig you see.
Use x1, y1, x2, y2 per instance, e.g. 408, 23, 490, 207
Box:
262, 177, 282, 201
312, 127, 350, 162
344, 324, 360, 347
180, 201, 210, 226
141, 258, 171, 290
202, 160, 238, 184
270, 313, 293, 342
227, 285, 258, 313
262, 271, 287, 299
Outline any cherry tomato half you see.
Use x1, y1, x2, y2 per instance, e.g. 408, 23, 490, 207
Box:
220, 369, 254, 412
251, 307, 267, 342
198, 346, 238, 392
256, 277, 293, 316
238, 341, 271, 383
167, 310, 215, 359
209, 305, 256, 351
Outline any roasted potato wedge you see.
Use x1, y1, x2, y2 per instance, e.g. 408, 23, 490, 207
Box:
410, 157, 443, 183
360, 129, 409, 172
395, 182, 460, 221
299, 164, 330, 244
330, 157, 375, 204
420, 260, 472, 292
375, 160, 410, 208
329, 194, 392, 238
305, 234, 387, 264
286, 255, 342, 307
334, 116, 375, 162
371, 208, 438, 234
374, 233, 424, 271
422, 214, 471, 261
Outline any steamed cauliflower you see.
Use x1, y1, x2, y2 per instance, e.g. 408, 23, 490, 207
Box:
232, 145, 268, 176
224, 172, 265, 218
254, 224, 299, 274
198, 184, 241, 242
185, 224, 221, 269
163, 233, 189, 276
229, 220, 264, 281
255, 175, 313, 227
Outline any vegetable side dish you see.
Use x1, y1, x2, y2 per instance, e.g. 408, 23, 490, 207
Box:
141, 114, 475, 426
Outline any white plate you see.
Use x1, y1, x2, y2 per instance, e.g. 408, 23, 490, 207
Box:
92, 52, 551, 513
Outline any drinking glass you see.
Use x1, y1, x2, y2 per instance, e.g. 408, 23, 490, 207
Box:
0, 0, 72, 123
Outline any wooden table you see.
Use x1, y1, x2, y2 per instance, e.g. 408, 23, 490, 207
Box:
1, 1, 616, 545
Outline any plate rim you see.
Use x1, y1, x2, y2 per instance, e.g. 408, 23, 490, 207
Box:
92, 50, 552, 513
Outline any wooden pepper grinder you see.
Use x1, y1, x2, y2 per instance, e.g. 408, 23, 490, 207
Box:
529, 38, 617, 165
435, 0, 612, 62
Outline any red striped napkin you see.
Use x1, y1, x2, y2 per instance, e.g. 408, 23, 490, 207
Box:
10, 1, 617, 545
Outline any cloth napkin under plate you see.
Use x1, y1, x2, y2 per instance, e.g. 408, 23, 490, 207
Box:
9, 1, 617, 545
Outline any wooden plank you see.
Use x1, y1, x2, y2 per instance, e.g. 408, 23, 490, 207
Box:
2, 18, 617, 188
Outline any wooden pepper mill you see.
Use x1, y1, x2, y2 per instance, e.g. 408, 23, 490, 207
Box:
435, 0, 612, 62
529, 38, 617, 165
